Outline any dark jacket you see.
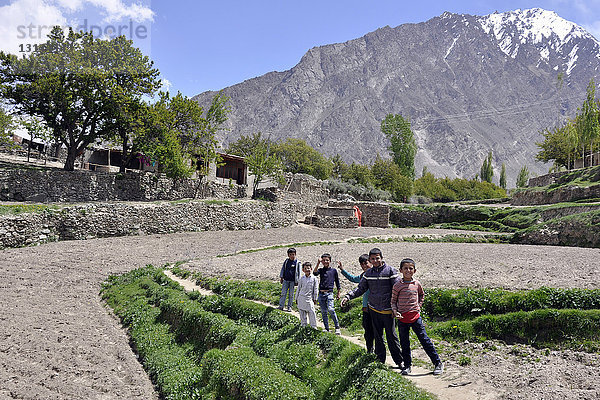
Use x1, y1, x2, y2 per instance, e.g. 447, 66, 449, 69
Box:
314, 266, 341, 291
345, 262, 399, 312
280, 259, 300, 282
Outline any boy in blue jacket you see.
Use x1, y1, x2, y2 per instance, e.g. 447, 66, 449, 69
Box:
278, 248, 301, 311
341, 248, 403, 368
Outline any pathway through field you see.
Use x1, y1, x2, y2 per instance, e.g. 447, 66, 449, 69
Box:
164, 270, 498, 400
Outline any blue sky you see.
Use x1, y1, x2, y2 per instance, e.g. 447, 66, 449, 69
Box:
1, 0, 600, 97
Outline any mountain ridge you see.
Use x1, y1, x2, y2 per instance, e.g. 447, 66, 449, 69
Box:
193, 8, 600, 187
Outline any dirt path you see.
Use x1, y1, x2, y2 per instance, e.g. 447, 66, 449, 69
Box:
1, 224, 599, 399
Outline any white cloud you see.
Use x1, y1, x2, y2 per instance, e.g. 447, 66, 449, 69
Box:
0, 0, 153, 56
86, 0, 153, 23
159, 78, 172, 93
0, 0, 67, 55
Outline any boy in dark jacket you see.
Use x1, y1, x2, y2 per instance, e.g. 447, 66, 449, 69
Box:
313, 253, 341, 334
278, 248, 301, 311
341, 248, 403, 368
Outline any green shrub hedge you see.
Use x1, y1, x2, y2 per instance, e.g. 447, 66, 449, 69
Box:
432, 308, 600, 349
201, 347, 315, 400
104, 266, 436, 400
423, 287, 600, 319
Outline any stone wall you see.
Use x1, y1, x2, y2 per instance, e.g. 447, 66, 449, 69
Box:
262, 173, 330, 219
527, 171, 570, 187
511, 185, 600, 206
304, 215, 358, 229
327, 200, 390, 228
0, 200, 296, 249
0, 169, 246, 203
511, 211, 600, 248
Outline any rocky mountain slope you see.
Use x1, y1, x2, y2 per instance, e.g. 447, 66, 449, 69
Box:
194, 8, 600, 186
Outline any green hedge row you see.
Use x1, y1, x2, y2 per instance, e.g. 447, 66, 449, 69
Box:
202, 347, 315, 400
432, 308, 600, 350
171, 268, 600, 352
105, 266, 436, 400
423, 287, 600, 319
101, 267, 204, 400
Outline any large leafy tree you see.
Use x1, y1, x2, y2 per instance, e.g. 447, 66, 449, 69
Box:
537, 79, 599, 169
371, 155, 413, 202
0, 27, 160, 170
227, 132, 282, 196
536, 122, 577, 170
380, 114, 417, 179
134, 94, 192, 178
273, 138, 332, 180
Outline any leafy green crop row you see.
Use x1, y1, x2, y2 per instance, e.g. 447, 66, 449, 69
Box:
170, 267, 600, 352
423, 287, 600, 319
102, 266, 435, 400
432, 309, 600, 350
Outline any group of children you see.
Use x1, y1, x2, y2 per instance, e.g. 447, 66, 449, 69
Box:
278, 247, 444, 376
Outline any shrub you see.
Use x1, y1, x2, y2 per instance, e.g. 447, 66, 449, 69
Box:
201, 347, 315, 400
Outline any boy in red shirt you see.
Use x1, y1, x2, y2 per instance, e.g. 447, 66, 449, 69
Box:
391, 258, 443, 376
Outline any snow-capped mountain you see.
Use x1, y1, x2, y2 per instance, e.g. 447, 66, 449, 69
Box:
194, 9, 600, 187
479, 8, 600, 76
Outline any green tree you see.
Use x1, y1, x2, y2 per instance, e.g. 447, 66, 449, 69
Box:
194, 91, 230, 178
575, 79, 600, 167
536, 122, 578, 170
380, 114, 417, 179
516, 165, 530, 188
371, 155, 413, 202
329, 154, 348, 179
0, 106, 14, 146
135, 95, 193, 178
273, 138, 332, 180
499, 163, 507, 189
227, 132, 282, 196
0, 27, 160, 171
480, 151, 494, 183
344, 163, 374, 186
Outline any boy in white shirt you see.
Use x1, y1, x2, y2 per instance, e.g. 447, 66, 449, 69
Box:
295, 262, 319, 328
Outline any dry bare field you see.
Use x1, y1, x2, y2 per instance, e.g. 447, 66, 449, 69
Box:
1, 224, 599, 399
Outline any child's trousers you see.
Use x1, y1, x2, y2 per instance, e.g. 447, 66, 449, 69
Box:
299, 307, 317, 328
397, 317, 441, 368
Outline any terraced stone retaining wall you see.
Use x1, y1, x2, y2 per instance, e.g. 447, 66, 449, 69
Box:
0, 168, 246, 203
0, 200, 296, 249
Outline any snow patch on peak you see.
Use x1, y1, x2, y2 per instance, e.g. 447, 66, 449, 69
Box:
478, 8, 597, 59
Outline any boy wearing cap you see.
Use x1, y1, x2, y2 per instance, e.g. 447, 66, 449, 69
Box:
278, 248, 301, 311
391, 258, 443, 376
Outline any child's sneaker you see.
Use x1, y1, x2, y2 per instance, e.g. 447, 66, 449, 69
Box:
335, 328, 341, 335
284, 307, 291, 312
433, 362, 444, 375
277, 306, 284, 310
401, 366, 411, 375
